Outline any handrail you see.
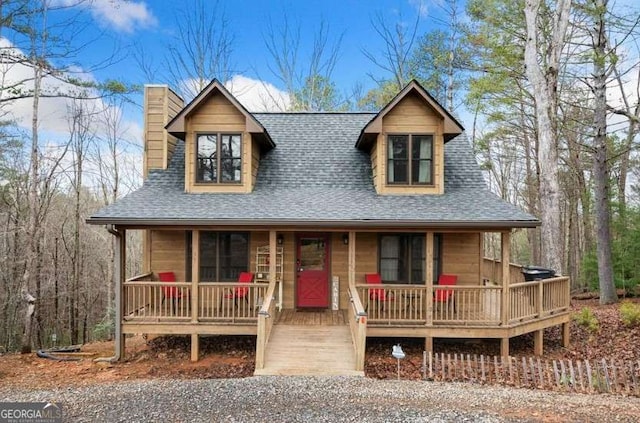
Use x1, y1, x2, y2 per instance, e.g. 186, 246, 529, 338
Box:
255, 279, 277, 370
348, 285, 367, 371
126, 272, 153, 282
124, 281, 191, 287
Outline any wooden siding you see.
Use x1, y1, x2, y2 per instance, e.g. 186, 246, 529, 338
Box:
377, 92, 445, 195
251, 140, 261, 189
442, 233, 481, 285
143, 86, 183, 176
370, 142, 378, 192
149, 230, 186, 281
184, 92, 255, 193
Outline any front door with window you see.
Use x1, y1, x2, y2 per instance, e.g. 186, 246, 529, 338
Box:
296, 234, 330, 308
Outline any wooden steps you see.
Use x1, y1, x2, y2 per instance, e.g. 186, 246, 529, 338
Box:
254, 324, 363, 376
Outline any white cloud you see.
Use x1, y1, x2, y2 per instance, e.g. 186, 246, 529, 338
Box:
54, 0, 157, 33
0, 37, 141, 144
224, 75, 290, 112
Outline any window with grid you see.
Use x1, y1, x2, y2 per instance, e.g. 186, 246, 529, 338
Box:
387, 134, 433, 185
196, 133, 242, 183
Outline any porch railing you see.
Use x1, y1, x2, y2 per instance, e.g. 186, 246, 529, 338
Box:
357, 278, 570, 327
509, 276, 571, 323
123, 280, 270, 323
255, 279, 278, 370
348, 285, 367, 371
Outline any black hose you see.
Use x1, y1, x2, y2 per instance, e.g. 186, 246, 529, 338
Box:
36, 348, 82, 361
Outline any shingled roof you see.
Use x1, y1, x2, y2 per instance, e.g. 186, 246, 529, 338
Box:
88, 112, 538, 228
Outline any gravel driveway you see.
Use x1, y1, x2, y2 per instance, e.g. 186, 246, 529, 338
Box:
1, 377, 638, 422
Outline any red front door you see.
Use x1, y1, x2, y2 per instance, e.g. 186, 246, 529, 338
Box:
296, 234, 330, 308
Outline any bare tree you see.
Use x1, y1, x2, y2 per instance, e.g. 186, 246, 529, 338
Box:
262, 15, 344, 111
165, 0, 235, 101
523, 0, 572, 275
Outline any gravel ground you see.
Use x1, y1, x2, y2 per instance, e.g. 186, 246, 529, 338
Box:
1, 377, 638, 422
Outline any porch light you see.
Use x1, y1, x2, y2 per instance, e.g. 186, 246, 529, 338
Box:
392, 344, 405, 380
277, 234, 283, 245
342, 233, 349, 245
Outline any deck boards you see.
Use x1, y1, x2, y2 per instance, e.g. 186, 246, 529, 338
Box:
256, 310, 361, 376
275, 309, 347, 326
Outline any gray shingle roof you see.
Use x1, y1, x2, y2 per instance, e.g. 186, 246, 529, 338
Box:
88, 113, 538, 228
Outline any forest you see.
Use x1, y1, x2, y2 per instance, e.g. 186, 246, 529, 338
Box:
0, 0, 639, 353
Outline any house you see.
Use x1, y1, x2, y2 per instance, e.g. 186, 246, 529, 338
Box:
88, 79, 571, 374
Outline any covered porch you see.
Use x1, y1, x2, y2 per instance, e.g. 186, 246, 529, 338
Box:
111, 227, 571, 372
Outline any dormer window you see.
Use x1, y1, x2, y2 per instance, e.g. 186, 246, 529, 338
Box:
196, 133, 242, 183
387, 134, 433, 185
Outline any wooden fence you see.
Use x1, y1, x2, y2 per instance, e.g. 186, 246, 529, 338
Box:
420, 351, 640, 396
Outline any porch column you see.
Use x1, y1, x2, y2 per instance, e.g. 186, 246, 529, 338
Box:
191, 230, 200, 362
348, 231, 356, 287
478, 232, 484, 284
500, 230, 511, 357
500, 231, 511, 326
425, 232, 434, 352
115, 227, 126, 360
533, 329, 544, 356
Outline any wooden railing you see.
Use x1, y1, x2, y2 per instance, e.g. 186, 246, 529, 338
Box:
483, 258, 525, 285
123, 281, 192, 320
509, 276, 571, 323
255, 280, 278, 370
357, 278, 569, 328
348, 285, 367, 371
123, 280, 269, 323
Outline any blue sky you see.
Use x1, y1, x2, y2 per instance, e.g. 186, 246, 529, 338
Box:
81, 0, 448, 105
1, 0, 464, 146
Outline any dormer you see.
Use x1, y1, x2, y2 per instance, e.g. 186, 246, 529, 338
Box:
356, 80, 464, 195
165, 79, 274, 193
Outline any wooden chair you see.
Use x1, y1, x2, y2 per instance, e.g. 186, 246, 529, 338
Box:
365, 273, 394, 311
224, 272, 254, 307
158, 271, 182, 314
435, 274, 457, 312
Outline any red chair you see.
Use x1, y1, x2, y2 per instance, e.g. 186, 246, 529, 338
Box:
158, 271, 182, 314
224, 272, 254, 306
365, 273, 394, 310
435, 274, 457, 312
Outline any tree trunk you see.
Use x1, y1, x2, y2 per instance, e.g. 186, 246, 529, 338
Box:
591, 0, 616, 304
20, 52, 43, 353
523, 0, 571, 275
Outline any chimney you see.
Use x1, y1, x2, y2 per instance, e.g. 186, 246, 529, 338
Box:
143, 85, 184, 176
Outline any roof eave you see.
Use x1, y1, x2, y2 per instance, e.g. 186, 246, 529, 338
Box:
86, 217, 540, 229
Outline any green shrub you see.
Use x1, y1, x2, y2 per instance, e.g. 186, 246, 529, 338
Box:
573, 307, 599, 332
620, 301, 640, 327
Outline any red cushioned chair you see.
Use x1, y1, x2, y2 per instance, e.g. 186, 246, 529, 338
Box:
224, 272, 254, 306
435, 274, 457, 312
365, 273, 394, 310
158, 271, 182, 314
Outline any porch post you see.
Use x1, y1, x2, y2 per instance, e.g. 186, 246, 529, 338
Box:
425, 232, 434, 352
500, 230, 511, 357
500, 231, 511, 326
191, 230, 200, 362
348, 231, 356, 287
533, 329, 544, 356
116, 228, 126, 360
478, 232, 484, 284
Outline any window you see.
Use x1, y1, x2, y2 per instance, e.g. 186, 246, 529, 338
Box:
186, 231, 249, 281
387, 134, 433, 185
196, 133, 242, 183
379, 234, 442, 284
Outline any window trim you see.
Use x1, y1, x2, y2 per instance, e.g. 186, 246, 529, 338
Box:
194, 132, 243, 185
386, 133, 434, 186
186, 231, 250, 282
377, 233, 442, 284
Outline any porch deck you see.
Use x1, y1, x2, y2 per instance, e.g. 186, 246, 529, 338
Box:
119, 273, 571, 373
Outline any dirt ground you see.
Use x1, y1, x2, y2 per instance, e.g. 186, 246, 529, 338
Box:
1, 298, 638, 390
